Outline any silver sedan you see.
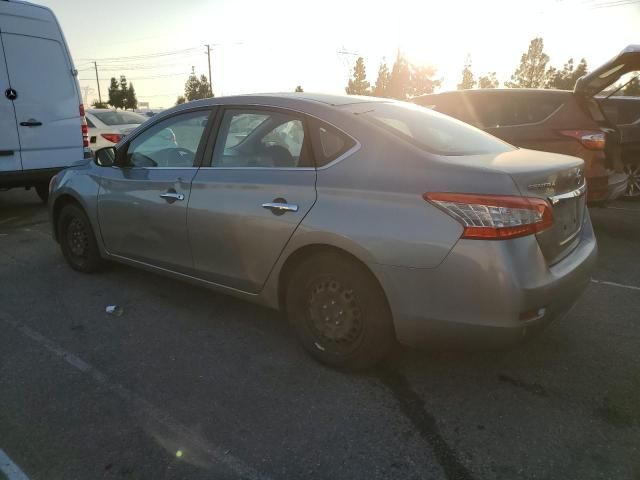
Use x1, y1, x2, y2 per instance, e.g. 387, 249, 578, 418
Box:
49, 93, 597, 370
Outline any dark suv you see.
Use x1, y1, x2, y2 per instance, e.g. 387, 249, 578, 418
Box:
413, 45, 640, 202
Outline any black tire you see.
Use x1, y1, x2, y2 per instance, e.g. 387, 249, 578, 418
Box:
35, 183, 49, 203
57, 204, 102, 273
285, 251, 394, 371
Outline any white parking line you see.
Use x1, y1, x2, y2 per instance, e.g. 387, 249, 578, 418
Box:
591, 279, 640, 292
0, 449, 30, 480
0, 316, 271, 480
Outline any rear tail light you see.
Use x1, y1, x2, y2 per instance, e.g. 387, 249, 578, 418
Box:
424, 193, 553, 240
101, 133, 123, 144
559, 130, 605, 150
80, 104, 89, 149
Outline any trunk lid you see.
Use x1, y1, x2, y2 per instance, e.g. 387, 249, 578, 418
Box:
574, 45, 640, 98
440, 149, 586, 265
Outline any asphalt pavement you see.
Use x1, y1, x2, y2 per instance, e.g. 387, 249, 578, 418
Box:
0, 187, 639, 480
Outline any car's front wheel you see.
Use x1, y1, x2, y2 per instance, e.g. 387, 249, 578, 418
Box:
285, 251, 394, 371
57, 204, 102, 273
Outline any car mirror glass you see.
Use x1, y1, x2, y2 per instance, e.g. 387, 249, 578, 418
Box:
94, 147, 116, 167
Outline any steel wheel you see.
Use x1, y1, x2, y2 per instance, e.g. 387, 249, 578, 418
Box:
286, 251, 394, 370
58, 204, 102, 273
307, 276, 365, 356
624, 163, 640, 199
66, 217, 90, 259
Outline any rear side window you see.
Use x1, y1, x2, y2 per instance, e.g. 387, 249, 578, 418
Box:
310, 120, 356, 167
473, 95, 562, 128
92, 111, 147, 126
357, 102, 513, 156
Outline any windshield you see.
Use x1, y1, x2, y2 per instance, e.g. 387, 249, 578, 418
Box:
91, 110, 148, 126
356, 102, 514, 156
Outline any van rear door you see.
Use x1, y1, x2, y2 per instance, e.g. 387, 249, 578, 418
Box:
0, 34, 21, 172
0, 2, 83, 171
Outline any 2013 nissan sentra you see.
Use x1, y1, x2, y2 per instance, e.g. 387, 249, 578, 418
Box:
48, 93, 597, 370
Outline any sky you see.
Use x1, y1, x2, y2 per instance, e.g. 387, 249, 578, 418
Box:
35, 0, 640, 109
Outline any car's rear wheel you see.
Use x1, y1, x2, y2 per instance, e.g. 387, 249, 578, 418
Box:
35, 183, 49, 203
58, 204, 102, 273
285, 251, 394, 370
623, 162, 640, 200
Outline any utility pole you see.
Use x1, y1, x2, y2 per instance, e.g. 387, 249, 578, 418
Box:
93, 61, 102, 104
205, 44, 212, 96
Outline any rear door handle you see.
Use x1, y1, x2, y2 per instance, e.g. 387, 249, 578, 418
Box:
20, 119, 42, 127
0, 150, 14, 156
262, 201, 299, 215
160, 191, 185, 203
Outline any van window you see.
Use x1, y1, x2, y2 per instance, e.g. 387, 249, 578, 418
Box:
356, 102, 513, 156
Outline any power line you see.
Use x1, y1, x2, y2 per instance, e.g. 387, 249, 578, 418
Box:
75, 47, 199, 63
78, 72, 189, 81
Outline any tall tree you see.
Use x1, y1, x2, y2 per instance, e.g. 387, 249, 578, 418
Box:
372, 60, 391, 97
410, 65, 441, 96
387, 51, 412, 100
457, 55, 476, 90
478, 72, 499, 88
295, 85, 304, 92
184, 74, 213, 101
345, 57, 370, 95
546, 58, 588, 90
107, 77, 123, 109
505, 37, 550, 88
125, 83, 138, 111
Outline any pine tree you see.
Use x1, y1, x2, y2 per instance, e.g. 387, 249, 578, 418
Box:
457, 55, 476, 90
410, 65, 441, 97
622, 77, 640, 96
505, 38, 550, 88
107, 77, 122, 109
478, 72, 500, 89
387, 51, 411, 100
345, 57, 370, 95
184, 74, 213, 101
546, 58, 588, 90
372, 61, 391, 97
126, 83, 138, 111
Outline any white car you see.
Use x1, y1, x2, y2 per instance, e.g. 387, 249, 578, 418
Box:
86, 109, 148, 150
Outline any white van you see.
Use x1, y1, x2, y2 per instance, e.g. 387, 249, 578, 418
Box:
0, 0, 87, 202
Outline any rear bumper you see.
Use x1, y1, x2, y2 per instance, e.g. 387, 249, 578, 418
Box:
0, 168, 64, 188
371, 213, 598, 348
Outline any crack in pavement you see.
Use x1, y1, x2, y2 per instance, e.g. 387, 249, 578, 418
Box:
375, 365, 475, 480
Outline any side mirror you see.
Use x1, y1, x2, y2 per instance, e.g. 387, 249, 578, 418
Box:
94, 147, 117, 167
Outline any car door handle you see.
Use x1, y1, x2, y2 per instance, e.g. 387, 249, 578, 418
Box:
262, 202, 299, 214
160, 191, 185, 202
20, 119, 42, 127
0, 150, 14, 156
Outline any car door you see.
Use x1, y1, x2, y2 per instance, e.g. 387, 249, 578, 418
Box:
188, 107, 317, 293
97, 108, 213, 272
0, 31, 82, 170
0, 34, 21, 173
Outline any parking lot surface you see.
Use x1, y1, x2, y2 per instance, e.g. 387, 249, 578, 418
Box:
1, 188, 639, 480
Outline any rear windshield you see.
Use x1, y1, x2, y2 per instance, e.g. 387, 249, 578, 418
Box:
91, 110, 147, 126
355, 102, 514, 156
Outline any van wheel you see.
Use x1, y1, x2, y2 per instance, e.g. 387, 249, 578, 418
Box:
35, 183, 49, 203
58, 204, 102, 273
285, 252, 394, 371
